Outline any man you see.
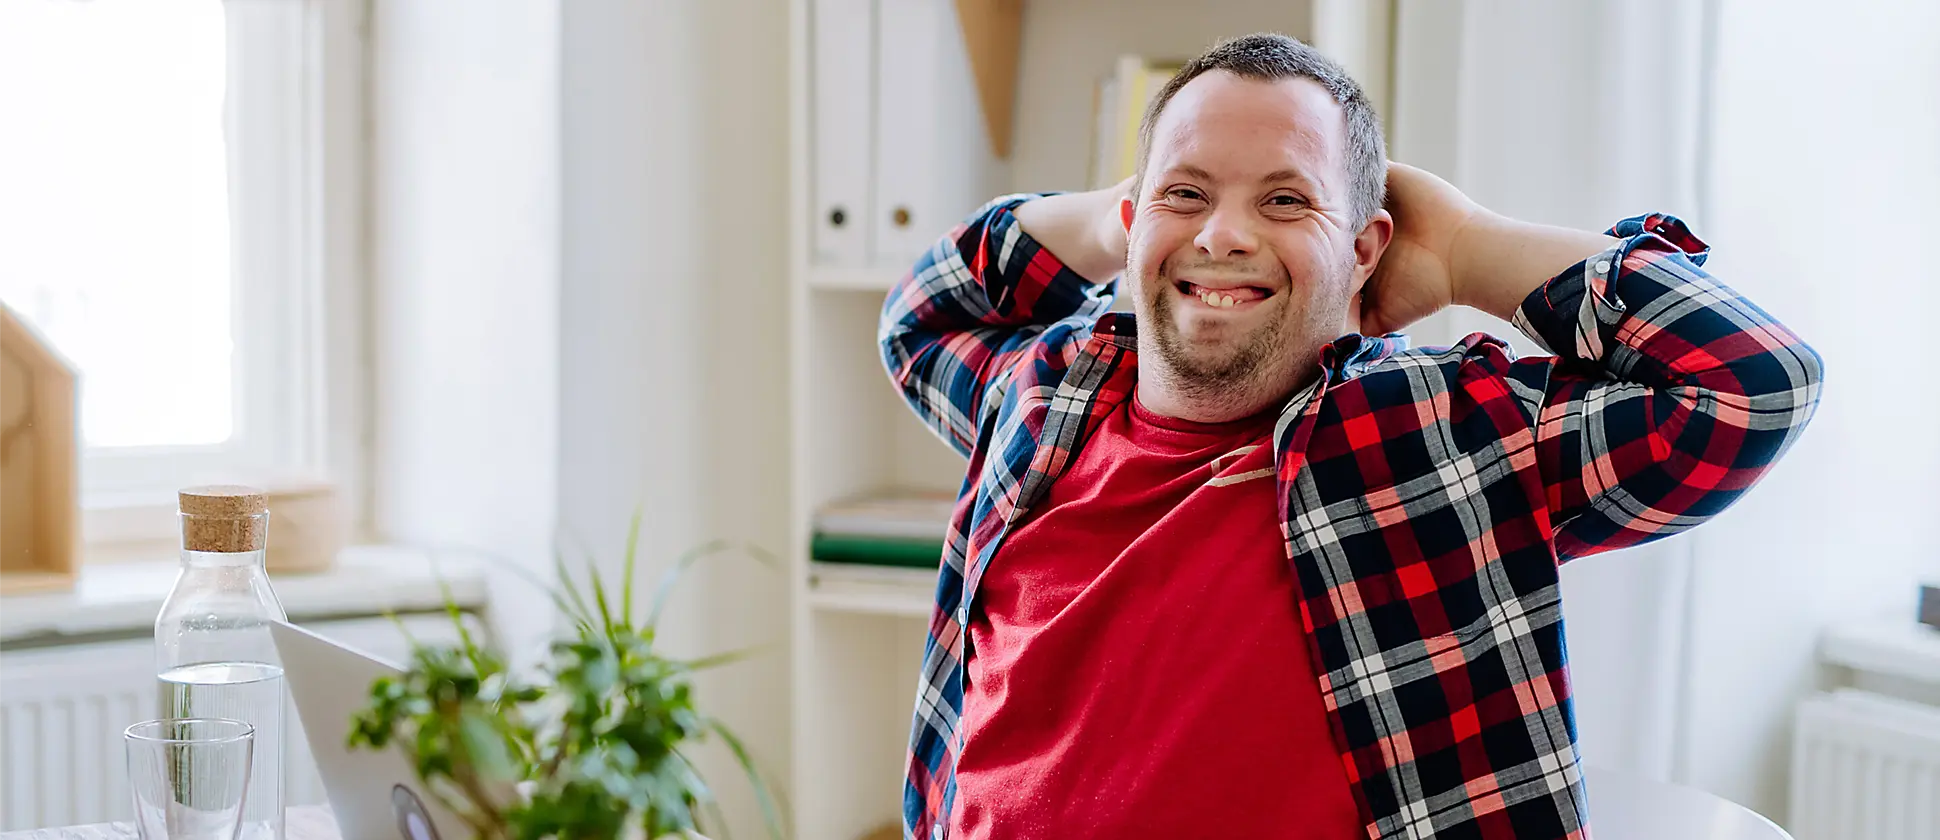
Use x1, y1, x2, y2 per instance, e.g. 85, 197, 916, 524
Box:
879, 33, 1821, 840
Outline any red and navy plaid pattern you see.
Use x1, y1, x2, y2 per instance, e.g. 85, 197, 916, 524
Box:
878, 194, 1822, 839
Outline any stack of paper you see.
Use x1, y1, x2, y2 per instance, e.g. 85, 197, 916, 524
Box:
810, 489, 957, 569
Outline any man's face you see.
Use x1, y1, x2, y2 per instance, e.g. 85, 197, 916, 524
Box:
1128, 72, 1373, 406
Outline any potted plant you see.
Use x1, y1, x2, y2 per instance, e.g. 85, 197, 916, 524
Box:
347, 518, 786, 840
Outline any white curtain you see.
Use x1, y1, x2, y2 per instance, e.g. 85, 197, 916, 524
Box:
1389, 0, 1713, 784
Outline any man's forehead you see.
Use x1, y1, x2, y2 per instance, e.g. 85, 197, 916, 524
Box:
1150, 73, 1343, 189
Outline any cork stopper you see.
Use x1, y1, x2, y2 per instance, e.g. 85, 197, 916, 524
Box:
179, 485, 269, 553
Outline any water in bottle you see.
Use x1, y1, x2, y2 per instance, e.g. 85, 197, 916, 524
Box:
155, 486, 287, 840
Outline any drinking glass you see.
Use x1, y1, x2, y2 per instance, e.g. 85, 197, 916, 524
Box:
124, 718, 255, 840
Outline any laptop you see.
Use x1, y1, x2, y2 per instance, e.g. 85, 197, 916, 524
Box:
269, 620, 468, 840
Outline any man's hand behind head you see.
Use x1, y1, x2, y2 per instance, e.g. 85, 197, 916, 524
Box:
1357, 162, 1479, 336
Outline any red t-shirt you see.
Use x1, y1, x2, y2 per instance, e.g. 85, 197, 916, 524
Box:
951, 394, 1363, 839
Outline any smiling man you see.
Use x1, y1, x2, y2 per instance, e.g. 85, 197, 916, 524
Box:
879, 33, 1821, 840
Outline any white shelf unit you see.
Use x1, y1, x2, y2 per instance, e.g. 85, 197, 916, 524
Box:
783, 1, 1394, 838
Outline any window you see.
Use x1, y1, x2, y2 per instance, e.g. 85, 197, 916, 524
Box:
0, 0, 364, 545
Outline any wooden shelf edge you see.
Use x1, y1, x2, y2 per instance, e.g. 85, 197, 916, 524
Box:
953, 0, 1024, 159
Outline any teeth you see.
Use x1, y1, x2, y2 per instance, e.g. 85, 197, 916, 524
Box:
1186, 282, 1267, 308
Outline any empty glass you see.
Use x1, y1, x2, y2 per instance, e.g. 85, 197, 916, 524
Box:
124, 718, 256, 840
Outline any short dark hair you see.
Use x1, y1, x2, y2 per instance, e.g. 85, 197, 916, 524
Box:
1134, 32, 1387, 228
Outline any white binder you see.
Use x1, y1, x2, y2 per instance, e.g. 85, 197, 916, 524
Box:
810, 0, 875, 269
870, 0, 940, 270
872, 0, 998, 272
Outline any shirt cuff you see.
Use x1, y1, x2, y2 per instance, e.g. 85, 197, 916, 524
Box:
1510, 213, 1711, 363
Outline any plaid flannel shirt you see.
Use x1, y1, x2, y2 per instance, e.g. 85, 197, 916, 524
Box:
878, 193, 1822, 840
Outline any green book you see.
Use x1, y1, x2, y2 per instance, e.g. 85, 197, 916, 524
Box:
810, 533, 944, 569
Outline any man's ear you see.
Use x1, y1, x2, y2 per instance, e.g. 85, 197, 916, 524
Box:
1120, 196, 1135, 232
1350, 208, 1395, 295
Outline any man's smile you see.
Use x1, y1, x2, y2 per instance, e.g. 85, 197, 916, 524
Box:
1174, 279, 1276, 311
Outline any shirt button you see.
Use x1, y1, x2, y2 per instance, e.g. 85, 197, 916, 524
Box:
1594, 260, 1611, 274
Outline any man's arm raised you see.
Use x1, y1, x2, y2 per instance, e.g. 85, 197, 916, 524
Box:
1358, 164, 1619, 335
1366, 162, 1823, 560
1010, 178, 1130, 284
878, 180, 1130, 458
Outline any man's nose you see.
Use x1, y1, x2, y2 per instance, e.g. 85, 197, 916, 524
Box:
1193, 202, 1258, 259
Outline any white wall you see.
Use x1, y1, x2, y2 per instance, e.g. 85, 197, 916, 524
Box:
558, 2, 792, 837
1677, 0, 1940, 817
370, 1, 790, 834
368, 0, 563, 666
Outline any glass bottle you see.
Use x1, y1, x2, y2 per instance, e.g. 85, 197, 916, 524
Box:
155, 485, 287, 840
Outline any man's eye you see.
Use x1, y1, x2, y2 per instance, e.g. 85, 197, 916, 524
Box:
1167, 188, 1206, 201
1267, 194, 1306, 207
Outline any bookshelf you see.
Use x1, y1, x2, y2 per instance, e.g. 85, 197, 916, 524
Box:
784, 1, 1395, 837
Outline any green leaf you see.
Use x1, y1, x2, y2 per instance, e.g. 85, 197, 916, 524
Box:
459, 708, 517, 783
676, 644, 774, 674
673, 747, 735, 840
435, 576, 491, 680
645, 539, 733, 634
413, 724, 448, 778
622, 504, 643, 628
707, 719, 785, 840
587, 557, 616, 638
485, 548, 594, 635
738, 541, 782, 569
383, 608, 421, 649
553, 550, 597, 629
347, 527, 789, 840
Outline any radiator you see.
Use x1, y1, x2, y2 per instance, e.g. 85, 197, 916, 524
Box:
0, 636, 152, 831
1789, 688, 1940, 840
0, 614, 477, 832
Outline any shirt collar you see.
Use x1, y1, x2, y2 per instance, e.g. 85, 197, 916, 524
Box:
1093, 312, 1138, 350
1326, 331, 1411, 380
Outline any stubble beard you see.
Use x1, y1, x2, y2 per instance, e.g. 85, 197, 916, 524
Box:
1138, 254, 1355, 416
1149, 277, 1288, 405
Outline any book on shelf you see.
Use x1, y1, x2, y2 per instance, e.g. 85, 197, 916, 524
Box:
810, 489, 955, 569
1088, 54, 1186, 191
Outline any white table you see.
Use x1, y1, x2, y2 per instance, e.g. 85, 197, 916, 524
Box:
5, 771, 1783, 840
1586, 765, 1793, 839
0, 807, 339, 840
